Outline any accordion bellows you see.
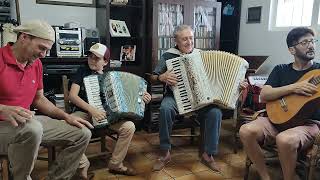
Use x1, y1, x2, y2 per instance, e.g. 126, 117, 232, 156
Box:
83, 71, 147, 127
166, 50, 249, 115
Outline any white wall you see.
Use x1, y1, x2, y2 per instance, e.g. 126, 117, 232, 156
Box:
19, 0, 96, 29
238, 0, 320, 75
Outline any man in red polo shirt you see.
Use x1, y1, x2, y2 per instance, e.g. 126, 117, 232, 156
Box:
0, 20, 93, 180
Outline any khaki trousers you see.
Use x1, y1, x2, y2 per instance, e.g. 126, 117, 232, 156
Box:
0, 115, 91, 180
72, 111, 135, 169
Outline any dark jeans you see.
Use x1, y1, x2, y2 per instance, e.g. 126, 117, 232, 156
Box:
159, 95, 222, 155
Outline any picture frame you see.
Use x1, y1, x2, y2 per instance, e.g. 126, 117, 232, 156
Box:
247, 6, 262, 24
109, 19, 131, 37
110, 0, 128, 5
120, 45, 136, 61
36, 0, 96, 7
0, 0, 20, 24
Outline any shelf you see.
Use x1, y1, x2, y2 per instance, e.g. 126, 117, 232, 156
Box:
41, 57, 87, 64
110, 36, 143, 39
158, 35, 174, 38
110, 4, 143, 9
194, 37, 215, 39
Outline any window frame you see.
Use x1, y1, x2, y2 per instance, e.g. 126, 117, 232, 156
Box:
269, 0, 320, 31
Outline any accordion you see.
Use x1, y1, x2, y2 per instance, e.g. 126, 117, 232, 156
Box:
83, 71, 147, 128
166, 50, 249, 115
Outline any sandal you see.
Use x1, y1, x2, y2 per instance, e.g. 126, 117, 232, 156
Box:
200, 158, 221, 172
152, 156, 171, 171
109, 167, 137, 176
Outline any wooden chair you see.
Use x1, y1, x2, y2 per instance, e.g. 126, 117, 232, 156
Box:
170, 114, 200, 143
0, 155, 10, 180
62, 75, 118, 159
0, 144, 56, 180
37, 144, 56, 167
242, 111, 320, 180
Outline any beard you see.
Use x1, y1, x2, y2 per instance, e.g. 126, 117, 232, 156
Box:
295, 48, 315, 62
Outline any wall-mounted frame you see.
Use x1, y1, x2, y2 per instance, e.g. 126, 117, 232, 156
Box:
247, 6, 262, 24
36, 0, 96, 7
0, 0, 20, 24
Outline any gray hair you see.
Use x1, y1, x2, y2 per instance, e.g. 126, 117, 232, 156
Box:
173, 25, 193, 38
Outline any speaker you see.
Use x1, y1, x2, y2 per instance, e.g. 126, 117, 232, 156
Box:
81, 28, 99, 40
83, 37, 100, 55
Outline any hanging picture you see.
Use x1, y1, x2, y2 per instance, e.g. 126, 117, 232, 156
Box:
109, 19, 131, 37
120, 45, 136, 61
36, 0, 95, 7
247, 6, 262, 24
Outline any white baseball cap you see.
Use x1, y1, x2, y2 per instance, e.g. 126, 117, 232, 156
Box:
13, 20, 55, 42
89, 43, 110, 60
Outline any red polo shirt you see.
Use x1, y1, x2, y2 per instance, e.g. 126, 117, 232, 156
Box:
0, 44, 43, 113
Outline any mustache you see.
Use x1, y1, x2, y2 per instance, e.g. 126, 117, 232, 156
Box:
306, 49, 315, 54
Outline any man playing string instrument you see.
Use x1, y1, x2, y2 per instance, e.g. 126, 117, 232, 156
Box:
239, 27, 320, 180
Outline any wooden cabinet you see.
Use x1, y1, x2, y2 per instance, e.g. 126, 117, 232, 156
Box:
218, 0, 242, 54
96, 0, 147, 77
42, 57, 87, 94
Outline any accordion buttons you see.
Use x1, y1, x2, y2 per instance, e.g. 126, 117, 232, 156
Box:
138, 98, 142, 103
139, 91, 143, 96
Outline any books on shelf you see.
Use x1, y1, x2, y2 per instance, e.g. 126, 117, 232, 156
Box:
109, 19, 130, 37
120, 45, 136, 61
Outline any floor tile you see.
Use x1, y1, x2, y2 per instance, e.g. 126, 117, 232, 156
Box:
193, 170, 224, 180
147, 170, 174, 180
163, 163, 193, 178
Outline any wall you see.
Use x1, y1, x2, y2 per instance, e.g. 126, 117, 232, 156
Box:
238, 0, 320, 75
19, 0, 96, 29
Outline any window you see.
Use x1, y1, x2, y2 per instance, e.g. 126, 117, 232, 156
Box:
269, 0, 318, 30
318, 4, 320, 24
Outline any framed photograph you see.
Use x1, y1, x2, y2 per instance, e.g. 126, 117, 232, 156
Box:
110, 0, 128, 5
120, 45, 136, 61
247, 6, 262, 24
109, 19, 131, 37
36, 0, 96, 7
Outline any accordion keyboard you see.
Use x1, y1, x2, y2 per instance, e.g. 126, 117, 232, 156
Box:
83, 75, 109, 127
170, 58, 193, 113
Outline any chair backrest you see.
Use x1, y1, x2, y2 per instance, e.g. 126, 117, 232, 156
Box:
62, 75, 72, 113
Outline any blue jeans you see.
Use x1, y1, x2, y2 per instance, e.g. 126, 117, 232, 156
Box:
159, 95, 222, 155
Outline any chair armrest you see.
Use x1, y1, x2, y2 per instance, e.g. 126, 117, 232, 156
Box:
252, 109, 266, 120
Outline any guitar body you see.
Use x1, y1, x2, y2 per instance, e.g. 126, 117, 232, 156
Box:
266, 69, 320, 127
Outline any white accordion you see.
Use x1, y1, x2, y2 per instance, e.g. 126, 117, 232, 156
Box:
166, 50, 249, 115
83, 71, 147, 127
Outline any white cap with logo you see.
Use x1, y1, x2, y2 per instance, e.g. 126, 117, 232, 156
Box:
89, 43, 110, 60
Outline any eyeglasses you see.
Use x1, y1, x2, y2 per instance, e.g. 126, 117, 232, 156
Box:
293, 39, 318, 47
